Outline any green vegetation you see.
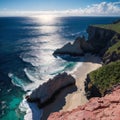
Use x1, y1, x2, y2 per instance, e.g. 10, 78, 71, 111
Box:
93, 21, 120, 34
87, 21, 120, 97
106, 40, 120, 54
89, 61, 120, 95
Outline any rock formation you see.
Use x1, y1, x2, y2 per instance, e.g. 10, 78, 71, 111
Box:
53, 36, 93, 56
48, 84, 120, 120
103, 51, 120, 64
87, 25, 120, 58
102, 34, 120, 64
54, 26, 118, 56
87, 26, 116, 53
26, 72, 75, 107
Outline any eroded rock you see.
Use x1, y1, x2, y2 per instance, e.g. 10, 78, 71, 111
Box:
53, 36, 93, 56
48, 85, 120, 120
26, 72, 75, 108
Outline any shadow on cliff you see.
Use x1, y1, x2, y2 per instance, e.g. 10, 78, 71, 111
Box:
53, 53, 102, 64
41, 84, 77, 120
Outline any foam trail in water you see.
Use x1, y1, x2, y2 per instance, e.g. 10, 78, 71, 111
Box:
23, 68, 48, 91
8, 72, 47, 92
23, 80, 47, 92
19, 96, 43, 120
24, 68, 41, 82
8, 73, 25, 88
68, 62, 83, 74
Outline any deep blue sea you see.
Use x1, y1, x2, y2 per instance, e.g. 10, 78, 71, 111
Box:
0, 16, 120, 120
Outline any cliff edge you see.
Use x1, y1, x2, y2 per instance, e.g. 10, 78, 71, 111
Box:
48, 84, 120, 120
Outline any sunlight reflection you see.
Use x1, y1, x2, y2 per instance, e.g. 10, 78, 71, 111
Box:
33, 15, 59, 25
39, 26, 59, 34
25, 15, 68, 68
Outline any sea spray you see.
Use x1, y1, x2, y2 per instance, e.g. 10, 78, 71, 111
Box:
19, 95, 43, 120
8, 73, 25, 88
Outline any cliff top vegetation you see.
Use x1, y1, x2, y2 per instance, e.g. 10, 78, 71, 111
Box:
93, 21, 120, 34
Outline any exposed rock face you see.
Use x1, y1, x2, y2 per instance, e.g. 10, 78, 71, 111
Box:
53, 36, 93, 56
26, 72, 75, 107
54, 25, 119, 58
85, 75, 101, 99
48, 85, 120, 120
87, 26, 116, 54
54, 24, 120, 64
103, 51, 120, 64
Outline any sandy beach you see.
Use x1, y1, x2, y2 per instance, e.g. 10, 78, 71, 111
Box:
61, 54, 102, 111
42, 54, 102, 120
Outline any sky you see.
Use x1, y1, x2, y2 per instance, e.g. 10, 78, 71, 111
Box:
0, 0, 120, 16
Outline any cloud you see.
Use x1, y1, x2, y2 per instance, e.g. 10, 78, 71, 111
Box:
0, 1, 120, 16
65, 1, 120, 16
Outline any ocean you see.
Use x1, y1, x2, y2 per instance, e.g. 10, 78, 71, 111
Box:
0, 16, 119, 120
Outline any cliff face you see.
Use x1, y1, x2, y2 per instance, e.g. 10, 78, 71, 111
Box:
54, 24, 120, 64
87, 26, 116, 54
102, 34, 120, 64
103, 51, 120, 64
48, 85, 120, 120
26, 72, 75, 107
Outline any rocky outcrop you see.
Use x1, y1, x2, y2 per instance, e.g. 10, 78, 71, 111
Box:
48, 85, 120, 120
85, 75, 101, 99
53, 36, 93, 56
54, 23, 120, 61
26, 72, 75, 107
103, 51, 120, 64
102, 34, 120, 64
87, 26, 116, 54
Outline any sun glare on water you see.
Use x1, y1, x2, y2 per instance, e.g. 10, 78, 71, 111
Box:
33, 15, 58, 25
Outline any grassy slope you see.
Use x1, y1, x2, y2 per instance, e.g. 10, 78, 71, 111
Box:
93, 21, 120, 34
89, 61, 120, 95
106, 40, 120, 54
87, 21, 120, 96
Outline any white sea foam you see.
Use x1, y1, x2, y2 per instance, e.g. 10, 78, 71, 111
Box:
8, 73, 25, 88
19, 96, 43, 120
24, 68, 41, 82
23, 68, 48, 91
68, 62, 83, 74
21, 56, 41, 67
23, 80, 46, 92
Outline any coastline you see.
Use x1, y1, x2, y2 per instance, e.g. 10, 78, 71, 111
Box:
42, 54, 102, 119
61, 54, 102, 111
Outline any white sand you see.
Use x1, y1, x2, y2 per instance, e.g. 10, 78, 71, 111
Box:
61, 54, 102, 111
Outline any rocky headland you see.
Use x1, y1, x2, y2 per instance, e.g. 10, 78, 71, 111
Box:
53, 36, 93, 56
54, 21, 120, 64
26, 72, 76, 108
48, 84, 120, 120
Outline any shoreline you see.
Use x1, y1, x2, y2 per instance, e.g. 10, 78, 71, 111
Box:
42, 54, 102, 119
61, 54, 102, 111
